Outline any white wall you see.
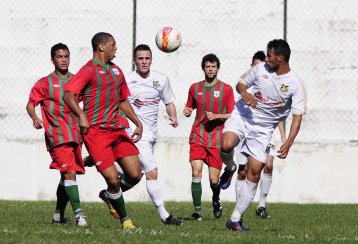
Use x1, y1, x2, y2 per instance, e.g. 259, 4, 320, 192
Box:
1, 140, 357, 203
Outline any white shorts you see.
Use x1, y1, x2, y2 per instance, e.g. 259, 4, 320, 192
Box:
223, 109, 274, 164
136, 140, 157, 173
235, 141, 275, 165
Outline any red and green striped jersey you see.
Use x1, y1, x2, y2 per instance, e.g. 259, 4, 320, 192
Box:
185, 80, 235, 148
64, 59, 129, 129
28, 72, 81, 150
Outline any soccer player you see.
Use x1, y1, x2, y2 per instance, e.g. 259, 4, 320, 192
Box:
183, 53, 235, 221
121, 44, 182, 226
26, 43, 87, 226
225, 51, 287, 219
221, 39, 307, 231
63, 32, 143, 230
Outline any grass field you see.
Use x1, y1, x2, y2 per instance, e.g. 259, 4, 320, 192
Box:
1, 200, 357, 243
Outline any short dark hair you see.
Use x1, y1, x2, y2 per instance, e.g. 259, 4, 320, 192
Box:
133, 44, 152, 57
51, 43, 69, 58
267, 39, 291, 62
91, 32, 113, 52
252, 51, 266, 64
201, 53, 220, 70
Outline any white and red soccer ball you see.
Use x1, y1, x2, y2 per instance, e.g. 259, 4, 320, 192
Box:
155, 27, 182, 53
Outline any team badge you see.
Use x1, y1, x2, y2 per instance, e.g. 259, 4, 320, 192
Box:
263, 75, 268, 79
153, 80, 160, 87
131, 80, 137, 84
53, 84, 60, 88
112, 68, 120, 75
198, 92, 203, 96
280, 84, 289, 93
99, 71, 106, 74
214, 91, 221, 98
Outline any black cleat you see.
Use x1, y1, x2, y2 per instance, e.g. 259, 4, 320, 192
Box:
163, 214, 183, 226
52, 217, 70, 224
256, 206, 270, 219
191, 212, 203, 221
212, 199, 223, 219
219, 164, 237, 189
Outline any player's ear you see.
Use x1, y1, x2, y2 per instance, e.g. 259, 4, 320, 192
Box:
51, 58, 54, 65
98, 43, 105, 52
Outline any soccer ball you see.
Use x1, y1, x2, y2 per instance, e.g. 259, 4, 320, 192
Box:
155, 27, 182, 53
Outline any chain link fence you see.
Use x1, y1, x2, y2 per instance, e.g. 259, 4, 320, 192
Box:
0, 0, 357, 144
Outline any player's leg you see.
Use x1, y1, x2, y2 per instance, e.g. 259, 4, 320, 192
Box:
208, 166, 222, 219
236, 164, 247, 202
190, 159, 204, 220
256, 153, 274, 219
53, 177, 69, 224
50, 143, 86, 226
227, 156, 264, 231
219, 131, 239, 189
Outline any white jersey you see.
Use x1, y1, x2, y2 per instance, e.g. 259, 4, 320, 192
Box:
237, 62, 307, 130
125, 70, 174, 141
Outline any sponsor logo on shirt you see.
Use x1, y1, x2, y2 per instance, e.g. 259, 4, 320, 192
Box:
133, 98, 160, 107
214, 91, 220, 98
99, 71, 106, 74
53, 84, 60, 88
280, 84, 289, 93
112, 68, 120, 75
96, 161, 103, 166
61, 163, 67, 168
254, 92, 285, 107
153, 80, 160, 88
198, 92, 203, 96
263, 75, 268, 79
131, 80, 138, 84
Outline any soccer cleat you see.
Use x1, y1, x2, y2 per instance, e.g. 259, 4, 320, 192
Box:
121, 218, 136, 230
163, 214, 183, 226
212, 199, 223, 219
226, 219, 249, 232
52, 217, 70, 224
75, 215, 88, 227
99, 190, 120, 219
256, 206, 270, 219
83, 156, 95, 167
191, 213, 203, 221
219, 164, 237, 189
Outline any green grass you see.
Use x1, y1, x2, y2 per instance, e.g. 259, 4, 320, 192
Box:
1, 200, 357, 243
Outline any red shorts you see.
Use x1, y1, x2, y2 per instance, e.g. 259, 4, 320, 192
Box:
189, 143, 223, 170
83, 126, 139, 172
49, 142, 85, 174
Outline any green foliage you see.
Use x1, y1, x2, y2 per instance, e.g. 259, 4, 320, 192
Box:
0, 200, 357, 243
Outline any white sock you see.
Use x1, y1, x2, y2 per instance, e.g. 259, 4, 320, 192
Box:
259, 173, 272, 208
146, 180, 169, 221
230, 179, 258, 222
235, 179, 245, 202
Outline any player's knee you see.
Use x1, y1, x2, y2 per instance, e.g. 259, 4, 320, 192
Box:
238, 168, 247, 180
264, 165, 273, 174
107, 176, 121, 191
192, 170, 202, 178
220, 140, 235, 152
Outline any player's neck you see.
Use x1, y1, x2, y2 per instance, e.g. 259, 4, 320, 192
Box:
54, 69, 70, 79
275, 63, 291, 75
93, 53, 110, 66
204, 77, 218, 87
136, 70, 150, 78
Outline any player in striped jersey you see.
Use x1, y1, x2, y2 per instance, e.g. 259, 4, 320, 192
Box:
63, 32, 143, 230
183, 54, 235, 221
221, 39, 307, 231
26, 43, 87, 226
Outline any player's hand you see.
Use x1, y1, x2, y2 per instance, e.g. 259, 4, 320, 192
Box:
183, 107, 193, 117
79, 114, 89, 135
169, 117, 178, 128
132, 124, 143, 143
32, 117, 43, 129
277, 141, 292, 159
241, 91, 257, 108
205, 111, 217, 121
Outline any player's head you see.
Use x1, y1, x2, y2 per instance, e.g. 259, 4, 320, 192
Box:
251, 51, 266, 66
133, 44, 152, 77
202, 53, 220, 80
266, 39, 291, 70
92, 32, 117, 61
50, 43, 70, 74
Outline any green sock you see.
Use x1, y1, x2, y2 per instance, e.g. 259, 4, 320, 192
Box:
191, 182, 202, 213
55, 182, 69, 218
64, 180, 82, 215
108, 192, 128, 221
210, 184, 221, 202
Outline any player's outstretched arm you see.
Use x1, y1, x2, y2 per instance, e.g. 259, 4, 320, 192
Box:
277, 115, 302, 159
120, 99, 143, 142
26, 103, 43, 129
63, 91, 89, 135
165, 102, 178, 128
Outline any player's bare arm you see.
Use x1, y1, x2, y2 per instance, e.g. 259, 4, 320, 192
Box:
183, 107, 193, 117
237, 83, 257, 108
277, 121, 287, 143
165, 102, 178, 128
119, 99, 143, 142
26, 103, 43, 129
277, 115, 302, 159
63, 91, 89, 135
205, 111, 231, 121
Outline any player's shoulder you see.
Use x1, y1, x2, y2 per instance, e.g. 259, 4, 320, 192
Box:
150, 70, 169, 81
